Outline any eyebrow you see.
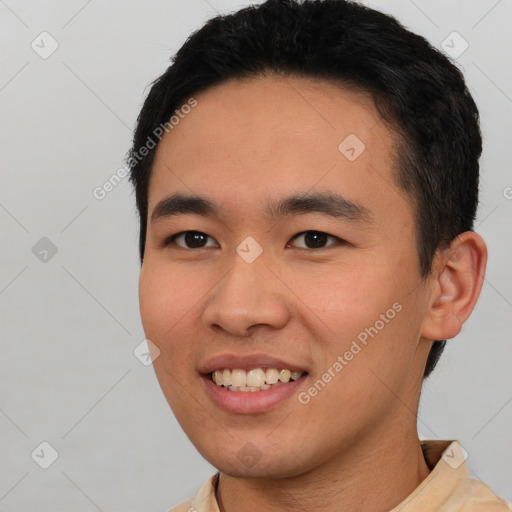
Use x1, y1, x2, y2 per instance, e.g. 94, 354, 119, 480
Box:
150, 191, 373, 224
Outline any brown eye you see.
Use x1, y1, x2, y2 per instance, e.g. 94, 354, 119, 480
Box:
289, 231, 341, 249
167, 231, 219, 249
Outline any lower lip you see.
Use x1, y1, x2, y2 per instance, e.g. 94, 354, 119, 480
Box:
201, 374, 307, 414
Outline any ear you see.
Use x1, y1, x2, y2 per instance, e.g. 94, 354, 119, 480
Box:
421, 231, 487, 341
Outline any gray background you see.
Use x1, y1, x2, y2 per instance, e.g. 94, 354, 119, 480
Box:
1, 0, 511, 510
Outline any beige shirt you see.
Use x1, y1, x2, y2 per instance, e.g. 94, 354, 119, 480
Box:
169, 441, 511, 512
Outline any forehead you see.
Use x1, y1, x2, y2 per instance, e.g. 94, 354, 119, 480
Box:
148, 75, 410, 227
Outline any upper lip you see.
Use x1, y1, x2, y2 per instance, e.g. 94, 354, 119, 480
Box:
199, 353, 308, 374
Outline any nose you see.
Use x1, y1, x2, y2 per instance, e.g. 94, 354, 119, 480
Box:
202, 252, 291, 338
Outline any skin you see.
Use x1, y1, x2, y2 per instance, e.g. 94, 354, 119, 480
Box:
138, 75, 487, 512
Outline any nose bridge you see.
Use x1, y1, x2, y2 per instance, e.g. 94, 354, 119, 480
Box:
202, 249, 290, 336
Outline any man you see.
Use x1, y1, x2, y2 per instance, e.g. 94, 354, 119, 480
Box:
127, 0, 510, 510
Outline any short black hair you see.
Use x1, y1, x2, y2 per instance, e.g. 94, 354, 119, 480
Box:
128, 0, 482, 379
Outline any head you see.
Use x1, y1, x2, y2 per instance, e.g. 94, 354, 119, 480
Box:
129, 0, 486, 477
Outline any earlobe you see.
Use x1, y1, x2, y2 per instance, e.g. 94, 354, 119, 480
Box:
421, 231, 487, 341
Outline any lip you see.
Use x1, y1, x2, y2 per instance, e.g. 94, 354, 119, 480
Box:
198, 353, 308, 374
198, 353, 309, 414
201, 373, 308, 414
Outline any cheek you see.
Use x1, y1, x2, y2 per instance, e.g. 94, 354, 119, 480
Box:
138, 261, 204, 410
287, 263, 396, 340
139, 259, 201, 338
290, 260, 421, 384
138, 260, 206, 383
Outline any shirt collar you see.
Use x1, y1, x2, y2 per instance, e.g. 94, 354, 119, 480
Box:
187, 440, 468, 512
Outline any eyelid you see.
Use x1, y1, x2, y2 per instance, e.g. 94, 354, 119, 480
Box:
288, 231, 343, 249
161, 231, 219, 249
161, 230, 345, 250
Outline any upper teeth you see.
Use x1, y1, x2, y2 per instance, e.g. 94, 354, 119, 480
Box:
212, 368, 304, 389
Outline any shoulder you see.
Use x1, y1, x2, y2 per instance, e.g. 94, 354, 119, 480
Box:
448, 476, 512, 512
168, 498, 195, 512
167, 473, 220, 512
411, 441, 511, 512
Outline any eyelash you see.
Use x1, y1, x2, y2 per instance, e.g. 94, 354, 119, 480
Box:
160, 230, 346, 251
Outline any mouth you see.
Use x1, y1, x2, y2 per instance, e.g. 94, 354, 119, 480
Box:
209, 367, 306, 392
199, 354, 310, 414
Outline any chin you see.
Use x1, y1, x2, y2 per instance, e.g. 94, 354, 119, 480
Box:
213, 460, 305, 479
197, 442, 319, 480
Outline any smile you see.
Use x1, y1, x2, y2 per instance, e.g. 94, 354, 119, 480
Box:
211, 367, 305, 392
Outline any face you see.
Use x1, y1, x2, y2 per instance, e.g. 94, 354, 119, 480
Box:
139, 75, 433, 478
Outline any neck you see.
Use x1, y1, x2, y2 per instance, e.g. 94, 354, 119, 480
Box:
216, 422, 431, 512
